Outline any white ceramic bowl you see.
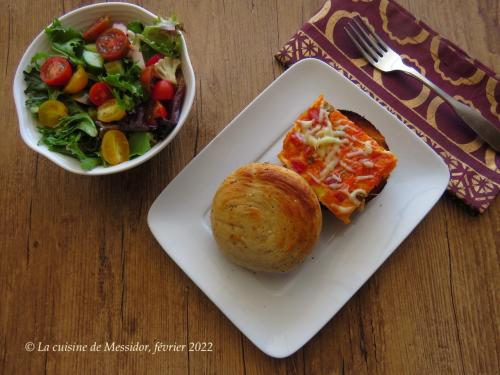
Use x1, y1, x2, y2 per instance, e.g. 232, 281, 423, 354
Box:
13, 2, 195, 175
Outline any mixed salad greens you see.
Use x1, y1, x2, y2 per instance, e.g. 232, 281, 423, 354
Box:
23, 15, 186, 170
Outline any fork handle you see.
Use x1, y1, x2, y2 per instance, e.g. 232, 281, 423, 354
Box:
400, 65, 500, 152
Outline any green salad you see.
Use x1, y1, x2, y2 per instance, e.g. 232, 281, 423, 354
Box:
23, 15, 186, 170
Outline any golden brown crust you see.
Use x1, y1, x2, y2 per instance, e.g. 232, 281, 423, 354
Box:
211, 163, 322, 272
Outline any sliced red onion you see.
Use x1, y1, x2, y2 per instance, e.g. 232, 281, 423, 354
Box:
72, 92, 90, 105
128, 49, 145, 69
157, 20, 176, 31
112, 22, 128, 34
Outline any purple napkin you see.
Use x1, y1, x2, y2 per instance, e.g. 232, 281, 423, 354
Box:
275, 0, 500, 212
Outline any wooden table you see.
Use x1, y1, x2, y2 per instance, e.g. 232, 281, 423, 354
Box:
1, 1, 498, 373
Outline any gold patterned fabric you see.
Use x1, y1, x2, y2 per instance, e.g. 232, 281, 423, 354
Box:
275, 0, 500, 212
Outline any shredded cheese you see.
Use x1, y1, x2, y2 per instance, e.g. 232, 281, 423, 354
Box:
297, 120, 314, 128
307, 172, 322, 184
320, 156, 340, 179
363, 140, 373, 155
334, 119, 350, 127
310, 124, 322, 134
346, 149, 364, 158
329, 173, 342, 182
319, 107, 328, 122
304, 134, 319, 148
355, 175, 374, 181
328, 182, 343, 189
336, 124, 354, 131
329, 202, 356, 215
361, 160, 374, 168
340, 160, 355, 172
317, 136, 342, 146
348, 189, 367, 204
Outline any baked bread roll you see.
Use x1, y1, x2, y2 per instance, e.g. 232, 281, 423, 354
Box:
211, 163, 322, 273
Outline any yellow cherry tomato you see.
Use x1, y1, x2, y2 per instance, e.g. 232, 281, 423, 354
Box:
97, 98, 126, 122
63, 65, 88, 94
100, 130, 130, 165
38, 99, 68, 127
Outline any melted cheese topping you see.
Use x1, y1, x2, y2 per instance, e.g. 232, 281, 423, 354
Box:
355, 175, 374, 181
278, 95, 398, 223
361, 160, 374, 168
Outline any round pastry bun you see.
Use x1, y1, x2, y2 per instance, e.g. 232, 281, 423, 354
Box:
211, 163, 322, 273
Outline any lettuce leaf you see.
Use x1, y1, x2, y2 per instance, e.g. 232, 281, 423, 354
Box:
129, 132, 153, 158
45, 19, 82, 41
103, 73, 142, 97
139, 16, 182, 58
139, 42, 157, 62
28, 51, 52, 71
101, 62, 144, 110
23, 68, 62, 113
52, 38, 84, 65
38, 112, 101, 170
44, 19, 85, 65
127, 21, 144, 34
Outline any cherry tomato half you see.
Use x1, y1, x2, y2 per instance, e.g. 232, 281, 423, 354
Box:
146, 53, 163, 67
140, 66, 155, 90
89, 82, 113, 106
152, 80, 175, 101
97, 98, 126, 122
96, 28, 130, 61
38, 99, 68, 127
100, 130, 130, 165
83, 16, 111, 42
63, 65, 88, 94
152, 101, 168, 119
40, 57, 73, 87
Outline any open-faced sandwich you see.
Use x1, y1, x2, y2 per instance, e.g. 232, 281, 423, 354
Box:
278, 95, 397, 223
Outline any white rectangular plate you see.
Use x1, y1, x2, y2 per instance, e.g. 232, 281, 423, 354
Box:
148, 58, 449, 358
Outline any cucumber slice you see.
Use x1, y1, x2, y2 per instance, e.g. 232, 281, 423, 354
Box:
84, 44, 98, 52
83, 50, 104, 69
104, 60, 125, 75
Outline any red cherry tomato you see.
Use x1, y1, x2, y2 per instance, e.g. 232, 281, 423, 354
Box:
146, 53, 163, 67
140, 66, 155, 90
40, 57, 73, 87
152, 101, 168, 119
96, 28, 130, 61
83, 16, 111, 42
152, 80, 175, 101
88, 82, 113, 106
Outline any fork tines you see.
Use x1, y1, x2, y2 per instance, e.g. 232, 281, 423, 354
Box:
344, 17, 390, 63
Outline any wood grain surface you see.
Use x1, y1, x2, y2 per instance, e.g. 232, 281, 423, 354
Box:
1, 0, 499, 374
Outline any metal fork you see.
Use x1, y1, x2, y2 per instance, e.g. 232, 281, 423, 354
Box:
345, 17, 500, 152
